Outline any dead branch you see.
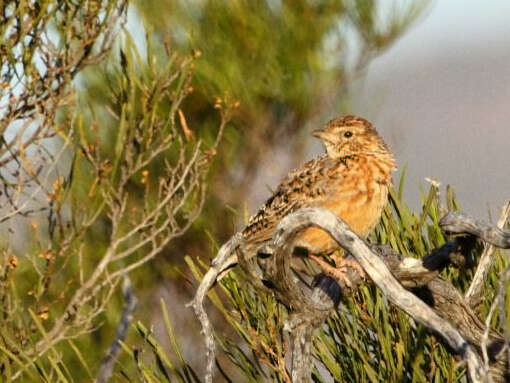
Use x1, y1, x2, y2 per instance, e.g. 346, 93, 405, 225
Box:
465, 201, 510, 306
266, 208, 486, 382
187, 233, 243, 383
440, 211, 510, 249
192, 204, 510, 383
96, 276, 137, 383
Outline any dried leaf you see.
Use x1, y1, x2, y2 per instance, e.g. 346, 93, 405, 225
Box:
178, 109, 194, 141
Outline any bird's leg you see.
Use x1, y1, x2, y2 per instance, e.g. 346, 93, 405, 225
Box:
331, 253, 366, 279
310, 252, 365, 288
310, 255, 352, 288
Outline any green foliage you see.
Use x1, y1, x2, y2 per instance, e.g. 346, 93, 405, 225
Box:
4, 1, 468, 382
133, 0, 430, 252
0, 11, 226, 381
117, 177, 506, 382
138, 0, 426, 111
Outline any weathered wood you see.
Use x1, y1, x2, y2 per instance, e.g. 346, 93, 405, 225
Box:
187, 233, 243, 383
266, 208, 486, 382
192, 206, 510, 383
465, 201, 510, 307
440, 211, 510, 249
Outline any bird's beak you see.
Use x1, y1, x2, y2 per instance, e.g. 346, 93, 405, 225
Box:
312, 129, 335, 143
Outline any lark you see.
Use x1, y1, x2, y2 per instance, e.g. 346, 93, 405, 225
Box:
223, 116, 396, 284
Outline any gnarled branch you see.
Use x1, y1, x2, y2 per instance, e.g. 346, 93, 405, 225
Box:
192, 205, 510, 383
440, 210, 510, 249
268, 208, 486, 382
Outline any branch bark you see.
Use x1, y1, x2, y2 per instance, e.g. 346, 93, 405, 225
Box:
96, 277, 137, 383
440, 211, 510, 249
192, 206, 510, 383
269, 208, 486, 382
187, 234, 243, 383
464, 201, 510, 306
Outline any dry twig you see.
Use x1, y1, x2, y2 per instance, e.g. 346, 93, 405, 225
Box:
465, 201, 510, 306
96, 276, 138, 383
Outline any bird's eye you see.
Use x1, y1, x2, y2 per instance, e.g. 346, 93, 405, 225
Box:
344, 131, 353, 138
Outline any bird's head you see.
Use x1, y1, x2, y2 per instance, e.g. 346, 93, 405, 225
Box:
313, 115, 394, 162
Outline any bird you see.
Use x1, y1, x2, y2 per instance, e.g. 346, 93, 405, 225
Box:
193, 115, 396, 383
219, 115, 396, 285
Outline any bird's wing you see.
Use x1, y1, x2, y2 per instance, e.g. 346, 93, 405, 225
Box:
242, 154, 343, 247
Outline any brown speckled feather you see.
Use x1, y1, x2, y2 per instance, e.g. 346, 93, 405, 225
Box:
239, 115, 396, 259
242, 154, 351, 249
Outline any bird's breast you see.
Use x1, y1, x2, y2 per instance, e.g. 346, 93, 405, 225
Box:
296, 156, 392, 254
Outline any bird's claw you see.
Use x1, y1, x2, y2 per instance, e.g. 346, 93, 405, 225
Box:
310, 254, 365, 289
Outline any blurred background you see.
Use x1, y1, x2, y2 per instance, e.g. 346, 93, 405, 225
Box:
243, 0, 510, 219
135, 0, 510, 374
2, 0, 510, 381
351, 0, 510, 219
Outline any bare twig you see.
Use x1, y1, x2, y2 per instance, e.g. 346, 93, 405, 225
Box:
440, 211, 510, 249
465, 201, 510, 306
96, 276, 137, 383
187, 233, 243, 383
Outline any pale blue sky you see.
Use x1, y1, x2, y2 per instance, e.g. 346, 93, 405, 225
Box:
351, 0, 510, 218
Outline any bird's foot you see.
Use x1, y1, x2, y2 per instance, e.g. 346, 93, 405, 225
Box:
310, 254, 365, 289
331, 253, 366, 280
310, 255, 352, 288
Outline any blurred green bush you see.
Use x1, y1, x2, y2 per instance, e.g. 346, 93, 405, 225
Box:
9, 1, 498, 382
